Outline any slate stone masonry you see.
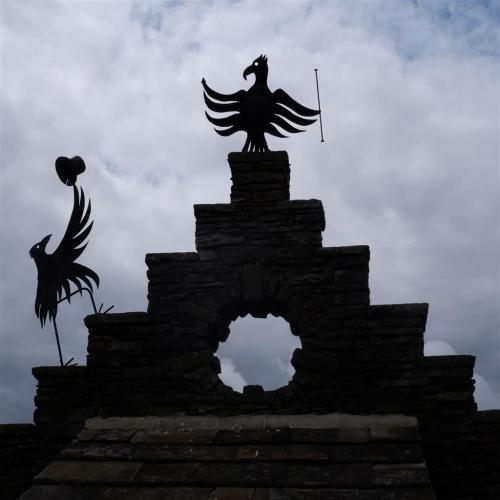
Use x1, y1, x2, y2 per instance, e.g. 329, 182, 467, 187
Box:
7, 151, 499, 499
20, 414, 437, 500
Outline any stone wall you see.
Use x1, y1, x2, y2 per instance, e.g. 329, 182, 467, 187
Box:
423, 409, 500, 500
22, 151, 500, 499
32, 366, 94, 440
0, 424, 59, 500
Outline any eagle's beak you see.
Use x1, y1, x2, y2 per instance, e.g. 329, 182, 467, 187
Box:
41, 234, 52, 247
243, 65, 254, 81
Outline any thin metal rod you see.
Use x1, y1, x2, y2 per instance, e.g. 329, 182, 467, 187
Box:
314, 69, 325, 143
57, 287, 98, 314
52, 317, 64, 367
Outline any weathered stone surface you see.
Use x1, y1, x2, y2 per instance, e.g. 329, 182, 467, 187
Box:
208, 487, 255, 500
103, 487, 212, 500
190, 463, 290, 486
130, 429, 217, 445
19, 485, 108, 500
19, 412, 437, 497
359, 490, 435, 500
236, 445, 328, 462
35, 460, 142, 484
290, 428, 371, 443
254, 489, 361, 500
371, 463, 430, 487
285, 464, 371, 487
11, 152, 497, 500
135, 463, 199, 484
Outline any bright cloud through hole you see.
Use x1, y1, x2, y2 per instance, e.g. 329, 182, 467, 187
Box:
218, 315, 301, 392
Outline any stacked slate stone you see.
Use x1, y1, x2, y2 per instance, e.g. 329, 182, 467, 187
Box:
21, 414, 435, 499
5, 152, 499, 500
0, 425, 59, 500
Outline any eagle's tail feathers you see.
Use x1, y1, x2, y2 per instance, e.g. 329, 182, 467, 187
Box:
214, 125, 242, 137
265, 123, 287, 138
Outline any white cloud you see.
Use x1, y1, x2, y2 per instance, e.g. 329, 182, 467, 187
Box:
219, 357, 247, 394
272, 356, 295, 379
217, 315, 300, 391
474, 373, 500, 410
424, 340, 458, 356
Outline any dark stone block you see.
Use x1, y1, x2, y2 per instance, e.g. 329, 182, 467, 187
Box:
214, 429, 289, 445
209, 488, 256, 500
286, 464, 371, 487
236, 445, 328, 462
19, 485, 108, 500
256, 489, 361, 500
104, 487, 212, 500
35, 460, 143, 484
359, 489, 435, 500
371, 464, 430, 487
189, 463, 289, 486
135, 463, 199, 484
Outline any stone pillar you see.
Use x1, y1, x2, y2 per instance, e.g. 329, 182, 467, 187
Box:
229, 151, 290, 204
194, 152, 324, 261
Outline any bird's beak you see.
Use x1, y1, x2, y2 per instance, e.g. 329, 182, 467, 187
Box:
243, 65, 254, 81
41, 234, 52, 247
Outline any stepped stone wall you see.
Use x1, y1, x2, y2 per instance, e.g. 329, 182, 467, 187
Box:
2, 152, 499, 499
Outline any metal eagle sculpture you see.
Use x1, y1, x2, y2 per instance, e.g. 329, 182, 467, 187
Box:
29, 156, 111, 366
202, 55, 320, 152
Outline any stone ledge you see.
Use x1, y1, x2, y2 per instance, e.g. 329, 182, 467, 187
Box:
85, 414, 419, 432
228, 151, 289, 163
194, 199, 323, 212
145, 252, 199, 266
320, 246, 370, 256
84, 312, 149, 327
474, 409, 500, 422
422, 355, 476, 368
368, 304, 429, 317
20, 485, 436, 500
32, 366, 87, 379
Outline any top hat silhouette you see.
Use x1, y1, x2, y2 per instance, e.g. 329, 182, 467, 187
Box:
55, 156, 86, 186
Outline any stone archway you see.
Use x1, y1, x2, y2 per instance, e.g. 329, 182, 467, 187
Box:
202, 264, 306, 353
181, 263, 308, 398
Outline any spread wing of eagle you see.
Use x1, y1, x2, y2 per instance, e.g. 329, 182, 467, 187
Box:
29, 185, 99, 327
202, 55, 319, 152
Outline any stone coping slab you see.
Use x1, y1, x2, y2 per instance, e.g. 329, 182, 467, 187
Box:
85, 414, 418, 432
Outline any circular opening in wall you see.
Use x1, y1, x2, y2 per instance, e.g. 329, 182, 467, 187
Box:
216, 314, 301, 393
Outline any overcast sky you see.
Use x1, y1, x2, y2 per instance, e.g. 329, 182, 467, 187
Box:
1, 0, 498, 423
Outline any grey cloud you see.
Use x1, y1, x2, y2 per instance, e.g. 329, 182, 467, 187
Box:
1, 1, 498, 422
218, 316, 301, 392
